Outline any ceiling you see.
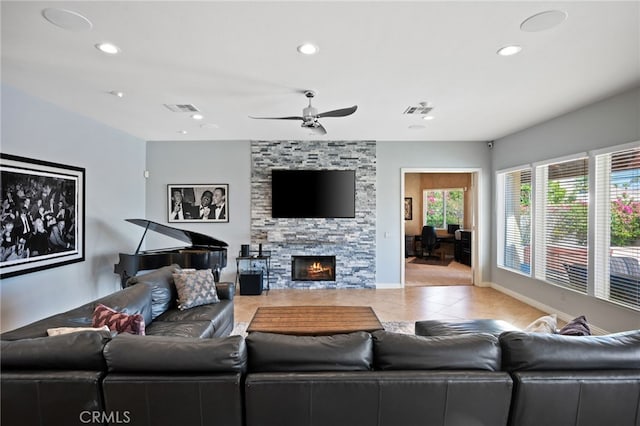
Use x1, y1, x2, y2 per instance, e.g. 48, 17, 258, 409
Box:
2, 1, 639, 142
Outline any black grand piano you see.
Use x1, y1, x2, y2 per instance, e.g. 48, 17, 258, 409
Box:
114, 219, 228, 288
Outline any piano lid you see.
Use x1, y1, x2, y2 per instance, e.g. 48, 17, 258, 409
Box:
126, 219, 228, 248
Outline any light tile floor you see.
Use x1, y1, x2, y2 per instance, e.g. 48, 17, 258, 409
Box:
234, 285, 549, 329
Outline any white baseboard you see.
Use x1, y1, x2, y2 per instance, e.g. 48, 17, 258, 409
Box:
489, 282, 609, 335
376, 282, 402, 289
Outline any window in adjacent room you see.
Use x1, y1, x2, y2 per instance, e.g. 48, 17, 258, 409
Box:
423, 188, 464, 229
534, 157, 589, 292
497, 168, 532, 275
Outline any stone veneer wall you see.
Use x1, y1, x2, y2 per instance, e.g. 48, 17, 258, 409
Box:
251, 141, 376, 289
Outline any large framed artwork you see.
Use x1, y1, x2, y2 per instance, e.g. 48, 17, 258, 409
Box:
168, 184, 229, 223
0, 154, 85, 278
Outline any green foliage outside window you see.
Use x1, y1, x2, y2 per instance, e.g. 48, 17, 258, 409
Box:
611, 191, 640, 246
547, 177, 589, 246
425, 189, 463, 228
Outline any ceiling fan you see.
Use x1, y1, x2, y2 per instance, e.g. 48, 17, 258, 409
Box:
249, 90, 357, 135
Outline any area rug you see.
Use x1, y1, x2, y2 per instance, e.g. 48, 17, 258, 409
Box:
230, 321, 415, 337
410, 256, 453, 267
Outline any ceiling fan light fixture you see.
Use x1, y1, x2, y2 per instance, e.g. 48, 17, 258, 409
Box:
297, 43, 319, 55
497, 45, 522, 56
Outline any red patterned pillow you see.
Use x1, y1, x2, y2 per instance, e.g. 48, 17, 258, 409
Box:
92, 304, 146, 335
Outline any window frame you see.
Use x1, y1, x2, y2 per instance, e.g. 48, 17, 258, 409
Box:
495, 142, 640, 311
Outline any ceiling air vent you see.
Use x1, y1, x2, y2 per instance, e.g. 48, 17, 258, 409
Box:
403, 105, 433, 115
163, 104, 200, 113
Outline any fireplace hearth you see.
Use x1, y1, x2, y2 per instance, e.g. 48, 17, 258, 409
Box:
292, 255, 336, 281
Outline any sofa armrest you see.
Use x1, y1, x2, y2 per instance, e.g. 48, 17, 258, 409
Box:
1, 331, 111, 371
216, 282, 235, 300
500, 329, 640, 371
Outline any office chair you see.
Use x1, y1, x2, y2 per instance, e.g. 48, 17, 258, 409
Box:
421, 225, 441, 259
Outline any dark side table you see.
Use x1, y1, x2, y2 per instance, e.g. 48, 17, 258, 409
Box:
235, 251, 271, 293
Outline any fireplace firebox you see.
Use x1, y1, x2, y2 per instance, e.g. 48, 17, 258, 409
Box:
291, 255, 336, 281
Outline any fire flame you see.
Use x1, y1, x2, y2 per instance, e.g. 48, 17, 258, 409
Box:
307, 262, 332, 275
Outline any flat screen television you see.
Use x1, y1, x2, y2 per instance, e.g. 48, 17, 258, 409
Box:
271, 169, 356, 218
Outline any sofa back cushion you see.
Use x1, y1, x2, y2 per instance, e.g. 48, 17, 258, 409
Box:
94, 282, 153, 326
500, 329, 640, 371
104, 333, 246, 373
126, 264, 180, 319
1, 330, 111, 370
372, 330, 501, 371
246, 331, 373, 372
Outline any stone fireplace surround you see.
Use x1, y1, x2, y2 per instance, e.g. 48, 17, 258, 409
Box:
251, 141, 376, 289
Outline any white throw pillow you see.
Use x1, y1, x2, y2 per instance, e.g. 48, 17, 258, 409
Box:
523, 314, 557, 333
47, 325, 111, 336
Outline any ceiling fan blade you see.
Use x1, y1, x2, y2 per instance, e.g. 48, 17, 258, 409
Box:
249, 115, 304, 121
317, 105, 357, 118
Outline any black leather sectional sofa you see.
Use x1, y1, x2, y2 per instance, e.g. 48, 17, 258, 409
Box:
1, 264, 236, 426
1, 269, 639, 426
2, 326, 640, 426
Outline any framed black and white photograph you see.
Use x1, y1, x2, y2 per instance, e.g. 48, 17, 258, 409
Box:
0, 154, 85, 278
168, 184, 229, 223
404, 197, 413, 220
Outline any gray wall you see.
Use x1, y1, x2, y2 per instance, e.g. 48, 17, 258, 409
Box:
376, 141, 492, 285
1, 85, 146, 332
491, 87, 640, 332
144, 140, 252, 284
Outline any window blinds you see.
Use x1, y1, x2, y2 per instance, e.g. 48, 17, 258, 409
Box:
499, 169, 531, 273
534, 158, 589, 292
594, 147, 640, 308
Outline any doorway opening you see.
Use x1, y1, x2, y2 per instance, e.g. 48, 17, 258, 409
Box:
401, 169, 480, 287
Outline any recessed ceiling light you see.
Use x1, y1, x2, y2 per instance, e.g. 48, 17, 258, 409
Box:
297, 43, 319, 55
95, 42, 120, 55
177, 130, 188, 134
42, 8, 93, 31
423, 116, 435, 121
521, 10, 567, 32
200, 123, 219, 129
408, 125, 426, 130
109, 90, 124, 98
497, 45, 522, 56
191, 113, 204, 120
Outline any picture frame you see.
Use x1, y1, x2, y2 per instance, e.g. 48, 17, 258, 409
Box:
168, 184, 229, 223
404, 197, 413, 220
1, 153, 85, 278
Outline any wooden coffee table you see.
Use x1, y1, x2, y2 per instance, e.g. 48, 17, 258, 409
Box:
247, 305, 383, 336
